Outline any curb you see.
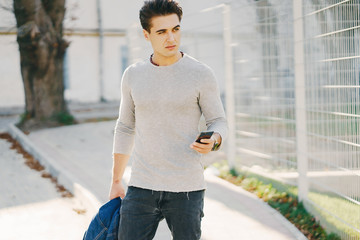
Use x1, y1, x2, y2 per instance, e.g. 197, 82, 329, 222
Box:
205, 172, 308, 240
7, 123, 101, 213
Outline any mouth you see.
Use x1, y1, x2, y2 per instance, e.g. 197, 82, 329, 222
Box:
165, 45, 176, 50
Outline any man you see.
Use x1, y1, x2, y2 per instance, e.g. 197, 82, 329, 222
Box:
109, 0, 228, 239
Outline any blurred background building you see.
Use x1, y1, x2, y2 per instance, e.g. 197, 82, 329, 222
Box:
0, 0, 359, 239
0, 0, 228, 105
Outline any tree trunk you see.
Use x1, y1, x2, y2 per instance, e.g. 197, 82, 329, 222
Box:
13, 0, 72, 130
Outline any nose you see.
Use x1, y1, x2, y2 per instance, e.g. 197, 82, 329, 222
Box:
167, 32, 175, 41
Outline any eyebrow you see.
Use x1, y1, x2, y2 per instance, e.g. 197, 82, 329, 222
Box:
155, 25, 180, 33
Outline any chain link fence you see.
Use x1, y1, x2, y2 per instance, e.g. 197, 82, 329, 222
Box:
302, 1, 360, 239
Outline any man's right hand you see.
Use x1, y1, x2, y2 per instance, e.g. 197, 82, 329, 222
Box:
110, 153, 130, 200
109, 181, 126, 200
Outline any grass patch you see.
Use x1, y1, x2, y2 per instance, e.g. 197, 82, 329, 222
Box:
51, 111, 76, 125
308, 192, 360, 238
17, 111, 77, 132
214, 162, 342, 240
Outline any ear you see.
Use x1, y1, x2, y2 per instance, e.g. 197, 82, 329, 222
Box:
143, 29, 150, 41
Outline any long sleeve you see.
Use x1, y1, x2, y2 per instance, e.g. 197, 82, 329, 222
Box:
198, 69, 228, 141
112, 68, 136, 155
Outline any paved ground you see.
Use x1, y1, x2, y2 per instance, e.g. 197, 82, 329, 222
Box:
0, 136, 93, 240
0, 104, 306, 240
0, 115, 18, 132
25, 121, 305, 240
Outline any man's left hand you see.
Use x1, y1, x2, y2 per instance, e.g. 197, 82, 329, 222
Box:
190, 137, 215, 154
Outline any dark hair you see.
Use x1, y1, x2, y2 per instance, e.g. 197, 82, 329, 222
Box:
139, 0, 183, 32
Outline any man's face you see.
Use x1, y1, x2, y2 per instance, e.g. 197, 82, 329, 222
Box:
143, 14, 181, 58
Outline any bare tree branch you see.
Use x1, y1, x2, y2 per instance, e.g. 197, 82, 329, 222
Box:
0, 5, 13, 12
41, 0, 65, 34
0, 0, 14, 13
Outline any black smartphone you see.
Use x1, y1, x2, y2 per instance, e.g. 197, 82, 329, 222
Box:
195, 131, 214, 144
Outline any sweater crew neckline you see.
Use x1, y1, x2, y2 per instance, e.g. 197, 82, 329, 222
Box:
149, 52, 186, 69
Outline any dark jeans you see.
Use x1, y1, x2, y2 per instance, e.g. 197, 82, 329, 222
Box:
118, 186, 205, 240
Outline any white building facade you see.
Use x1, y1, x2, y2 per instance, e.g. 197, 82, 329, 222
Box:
0, 0, 226, 107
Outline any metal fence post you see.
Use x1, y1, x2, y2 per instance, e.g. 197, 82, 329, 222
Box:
223, 4, 236, 168
293, 0, 308, 202
97, 0, 105, 102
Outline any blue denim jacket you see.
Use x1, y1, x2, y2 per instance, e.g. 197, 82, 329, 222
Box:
83, 197, 121, 240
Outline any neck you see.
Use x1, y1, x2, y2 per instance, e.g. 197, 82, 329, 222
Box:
151, 51, 182, 66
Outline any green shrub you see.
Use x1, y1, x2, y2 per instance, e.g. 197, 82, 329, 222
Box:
215, 164, 342, 240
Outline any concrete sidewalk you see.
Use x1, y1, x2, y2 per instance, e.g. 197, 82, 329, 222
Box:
7, 120, 306, 240
0, 133, 93, 240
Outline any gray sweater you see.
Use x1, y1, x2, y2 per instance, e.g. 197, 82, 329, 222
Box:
113, 53, 228, 192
